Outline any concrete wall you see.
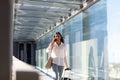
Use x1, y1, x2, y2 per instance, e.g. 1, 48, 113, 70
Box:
0, 0, 13, 80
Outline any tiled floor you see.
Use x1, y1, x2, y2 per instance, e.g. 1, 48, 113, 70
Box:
39, 72, 54, 80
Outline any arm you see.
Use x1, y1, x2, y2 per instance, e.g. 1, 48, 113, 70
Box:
64, 56, 69, 68
46, 37, 55, 54
64, 45, 69, 69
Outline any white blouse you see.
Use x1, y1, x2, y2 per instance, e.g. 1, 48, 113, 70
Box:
46, 42, 67, 66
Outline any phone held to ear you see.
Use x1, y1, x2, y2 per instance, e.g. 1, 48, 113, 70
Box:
54, 36, 57, 41
54, 39, 57, 41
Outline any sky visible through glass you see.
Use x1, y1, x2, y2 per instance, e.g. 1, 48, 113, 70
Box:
107, 0, 120, 64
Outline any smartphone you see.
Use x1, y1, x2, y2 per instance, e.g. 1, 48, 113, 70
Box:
54, 36, 57, 41
54, 39, 57, 41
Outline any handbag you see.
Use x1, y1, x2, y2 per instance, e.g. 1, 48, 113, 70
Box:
45, 57, 53, 69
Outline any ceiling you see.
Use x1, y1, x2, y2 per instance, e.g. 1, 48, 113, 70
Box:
14, 0, 98, 41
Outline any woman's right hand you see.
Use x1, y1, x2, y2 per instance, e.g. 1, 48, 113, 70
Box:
51, 36, 56, 43
51, 36, 56, 46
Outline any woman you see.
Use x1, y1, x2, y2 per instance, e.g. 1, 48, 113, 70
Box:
46, 32, 70, 80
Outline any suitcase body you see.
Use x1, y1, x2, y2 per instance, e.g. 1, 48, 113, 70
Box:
61, 69, 72, 80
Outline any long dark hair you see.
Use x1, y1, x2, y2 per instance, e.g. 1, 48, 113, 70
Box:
54, 32, 64, 43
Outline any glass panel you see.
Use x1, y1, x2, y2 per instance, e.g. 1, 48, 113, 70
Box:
107, 0, 120, 80
35, 0, 120, 80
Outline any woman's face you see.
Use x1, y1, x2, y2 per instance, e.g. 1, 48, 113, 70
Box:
54, 33, 61, 42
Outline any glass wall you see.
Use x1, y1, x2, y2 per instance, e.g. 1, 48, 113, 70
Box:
107, 0, 120, 80
35, 0, 120, 80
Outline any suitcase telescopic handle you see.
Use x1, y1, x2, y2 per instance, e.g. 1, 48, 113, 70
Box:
65, 68, 71, 71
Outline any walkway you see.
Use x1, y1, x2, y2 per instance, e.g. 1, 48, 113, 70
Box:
12, 56, 53, 80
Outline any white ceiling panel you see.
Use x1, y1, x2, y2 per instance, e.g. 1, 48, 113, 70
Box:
14, 0, 98, 41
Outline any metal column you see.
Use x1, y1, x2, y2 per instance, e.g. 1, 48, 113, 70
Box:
31, 43, 35, 65
24, 43, 27, 62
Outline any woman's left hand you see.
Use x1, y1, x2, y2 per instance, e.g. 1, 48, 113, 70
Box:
65, 68, 71, 70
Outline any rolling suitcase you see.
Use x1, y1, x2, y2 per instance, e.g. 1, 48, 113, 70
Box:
61, 68, 72, 80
